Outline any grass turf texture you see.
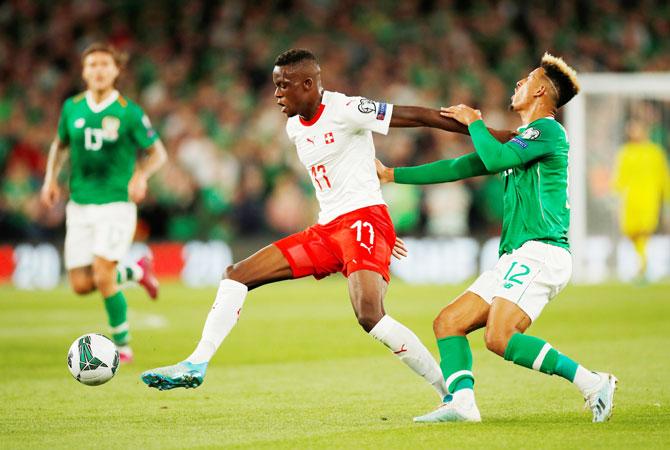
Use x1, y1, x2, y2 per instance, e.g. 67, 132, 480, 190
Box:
1, 279, 668, 449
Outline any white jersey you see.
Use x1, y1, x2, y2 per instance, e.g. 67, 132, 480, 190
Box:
285, 90, 394, 224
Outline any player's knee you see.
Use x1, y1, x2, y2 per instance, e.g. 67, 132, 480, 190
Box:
433, 307, 463, 337
484, 329, 510, 356
71, 278, 94, 295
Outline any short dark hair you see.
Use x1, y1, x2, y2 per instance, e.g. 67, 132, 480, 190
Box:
540, 53, 579, 108
274, 49, 318, 67
81, 42, 127, 69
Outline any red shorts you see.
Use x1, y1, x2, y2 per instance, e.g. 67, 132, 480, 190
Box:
274, 205, 397, 282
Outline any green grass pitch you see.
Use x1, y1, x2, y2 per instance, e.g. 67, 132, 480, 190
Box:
1, 279, 669, 449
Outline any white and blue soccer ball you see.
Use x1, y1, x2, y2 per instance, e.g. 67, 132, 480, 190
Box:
67, 333, 119, 386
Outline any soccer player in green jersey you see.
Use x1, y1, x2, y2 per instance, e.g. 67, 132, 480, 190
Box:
377, 53, 617, 423
41, 43, 167, 363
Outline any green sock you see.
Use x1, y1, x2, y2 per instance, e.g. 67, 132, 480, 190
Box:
437, 336, 475, 394
504, 333, 578, 382
104, 291, 130, 345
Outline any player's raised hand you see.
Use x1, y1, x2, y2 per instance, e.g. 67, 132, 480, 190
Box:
392, 236, 408, 260
40, 181, 60, 208
375, 159, 395, 184
128, 171, 148, 203
440, 105, 482, 126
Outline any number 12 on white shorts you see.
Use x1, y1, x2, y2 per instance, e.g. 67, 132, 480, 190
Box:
502, 261, 532, 289
476, 253, 547, 322
468, 241, 572, 322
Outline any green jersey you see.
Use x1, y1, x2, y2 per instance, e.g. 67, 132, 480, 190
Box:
57, 91, 158, 204
469, 117, 570, 255
393, 117, 570, 256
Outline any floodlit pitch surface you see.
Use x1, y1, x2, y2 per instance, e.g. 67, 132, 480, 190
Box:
1, 279, 668, 449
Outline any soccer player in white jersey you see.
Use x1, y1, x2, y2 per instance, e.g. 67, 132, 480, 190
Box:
141, 49, 510, 404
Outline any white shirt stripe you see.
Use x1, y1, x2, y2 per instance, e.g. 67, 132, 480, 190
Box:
110, 322, 129, 334
532, 343, 553, 371
445, 370, 473, 393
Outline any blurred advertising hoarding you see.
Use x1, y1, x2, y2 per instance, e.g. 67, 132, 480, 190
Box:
1, 236, 669, 290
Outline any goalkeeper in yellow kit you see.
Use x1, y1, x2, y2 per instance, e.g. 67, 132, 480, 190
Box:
613, 119, 670, 279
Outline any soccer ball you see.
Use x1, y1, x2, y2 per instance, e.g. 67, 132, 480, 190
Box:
67, 334, 119, 386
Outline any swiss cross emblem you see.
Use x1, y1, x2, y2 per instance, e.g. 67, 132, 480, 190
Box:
324, 132, 335, 144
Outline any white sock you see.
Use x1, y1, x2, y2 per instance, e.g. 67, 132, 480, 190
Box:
369, 315, 448, 399
452, 388, 475, 405
573, 365, 601, 394
186, 279, 248, 364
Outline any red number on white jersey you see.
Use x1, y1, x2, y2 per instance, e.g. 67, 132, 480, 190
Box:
310, 165, 332, 191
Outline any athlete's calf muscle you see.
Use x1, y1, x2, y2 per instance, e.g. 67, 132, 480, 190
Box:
348, 270, 387, 332
68, 266, 96, 295
484, 296, 532, 356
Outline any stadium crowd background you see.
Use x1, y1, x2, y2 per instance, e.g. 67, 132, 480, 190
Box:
2, 0, 669, 244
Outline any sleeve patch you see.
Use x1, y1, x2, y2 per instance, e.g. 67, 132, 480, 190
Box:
142, 114, 156, 139
510, 137, 528, 149
376, 102, 387, 120
358, 98, 376, 114
520, 127, 541, 140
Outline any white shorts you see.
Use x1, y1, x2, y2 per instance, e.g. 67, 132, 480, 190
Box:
467, 240, 572, 322
64, 201, 137, 269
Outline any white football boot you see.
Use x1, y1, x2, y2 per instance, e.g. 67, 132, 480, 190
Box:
414, 390, 482, 423
583, 372, 618, 423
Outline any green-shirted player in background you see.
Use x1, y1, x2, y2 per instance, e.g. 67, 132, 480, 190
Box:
41, 43, 167, 363
377, 53, 617, 423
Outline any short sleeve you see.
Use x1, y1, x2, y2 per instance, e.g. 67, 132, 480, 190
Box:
129, 105, 159, 150
506, 120, 562, 164
340, 96, 394, 135
57, 102, 69, 144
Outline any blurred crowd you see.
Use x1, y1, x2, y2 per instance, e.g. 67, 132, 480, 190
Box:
2, 0, 670, 243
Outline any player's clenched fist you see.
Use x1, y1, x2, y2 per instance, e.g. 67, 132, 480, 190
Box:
40, 181, 61, 208
128, 171, 148, 203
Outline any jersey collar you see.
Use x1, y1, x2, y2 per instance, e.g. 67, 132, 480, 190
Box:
520, 115, 555, 128
299, 103, 325, 127
85, 90, 119, 113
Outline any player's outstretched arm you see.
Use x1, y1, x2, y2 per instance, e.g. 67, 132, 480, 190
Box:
129, 139, 167, 203
41, 136, 69, 208
391, 105, 513, 144
376, 153, 491, 186
442, 105, 553, 173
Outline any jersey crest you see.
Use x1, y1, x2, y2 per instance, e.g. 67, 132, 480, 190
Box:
520, 127, 541, 140
101, 116, 121, 141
